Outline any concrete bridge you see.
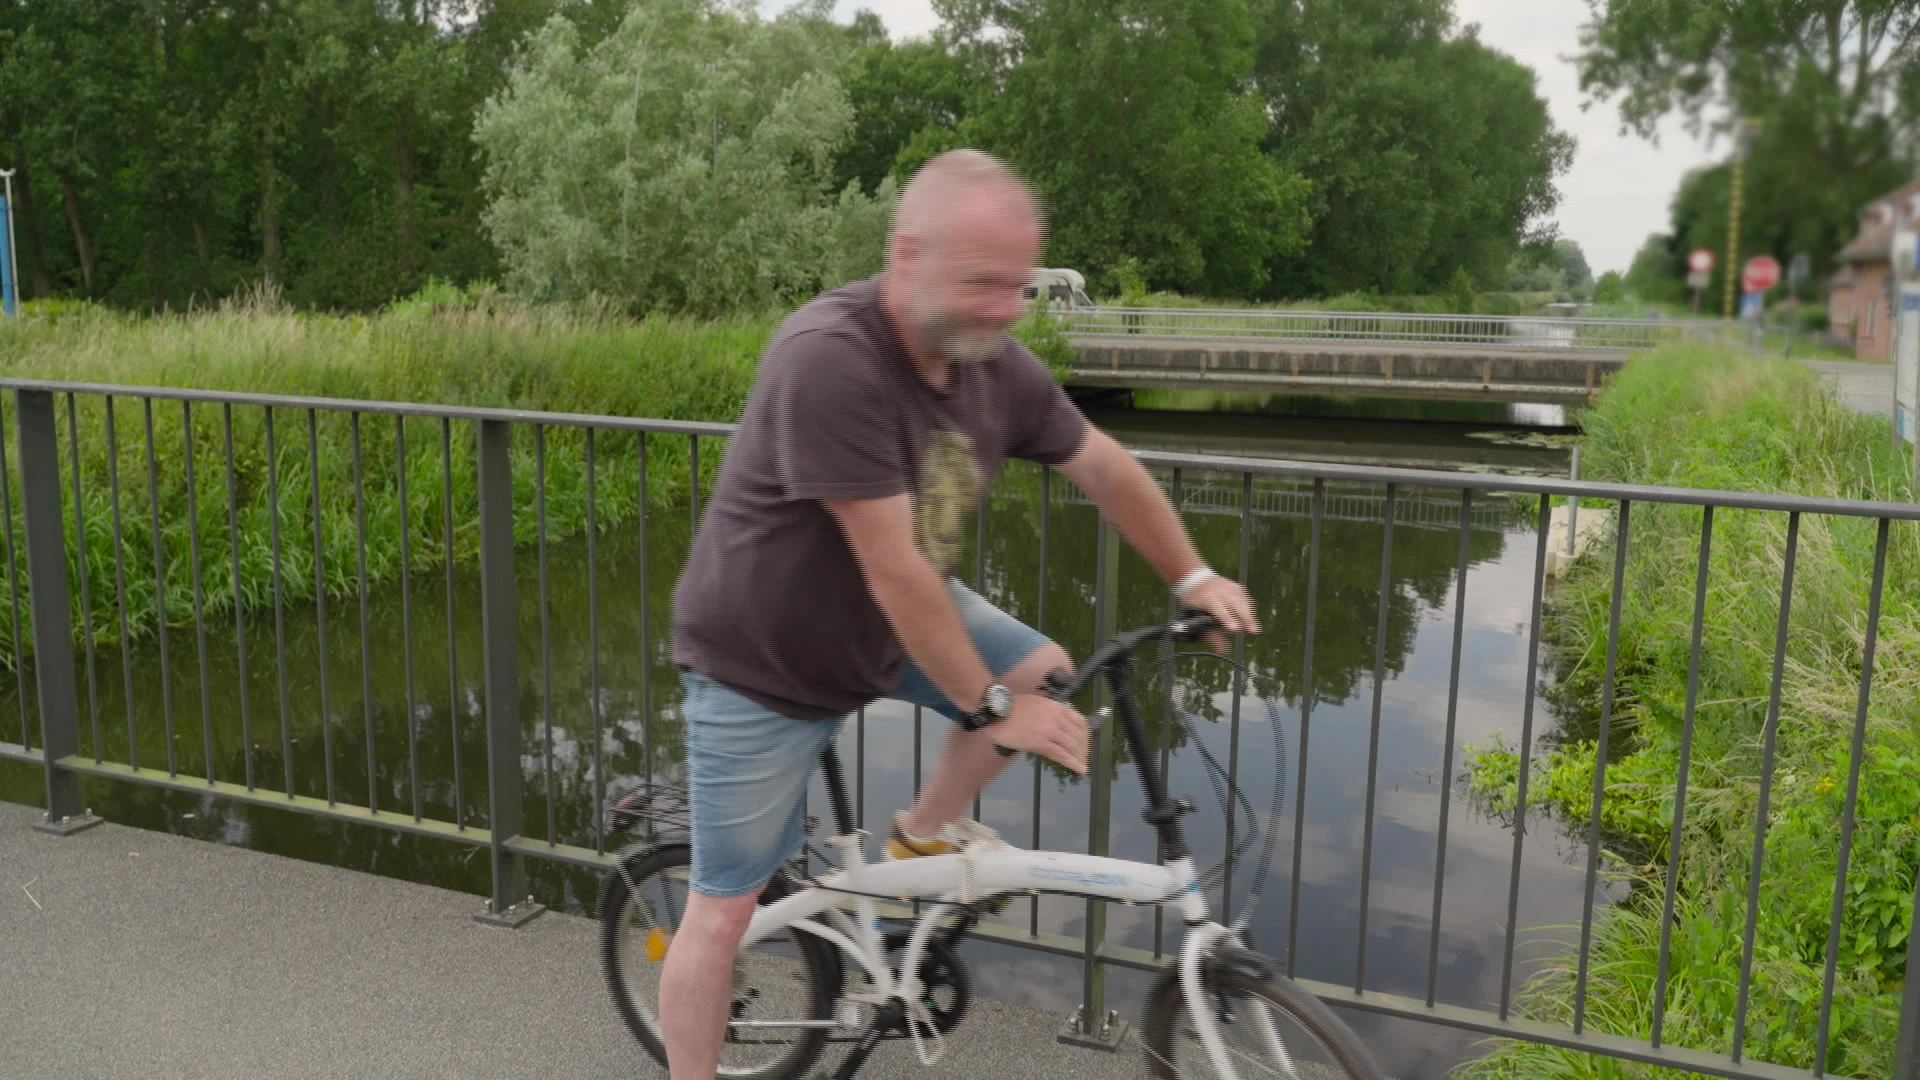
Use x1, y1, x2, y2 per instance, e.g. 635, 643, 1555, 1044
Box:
1061, 308, 1742, 404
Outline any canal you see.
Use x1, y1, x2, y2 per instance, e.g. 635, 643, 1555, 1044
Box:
0, 391, 1605, 1079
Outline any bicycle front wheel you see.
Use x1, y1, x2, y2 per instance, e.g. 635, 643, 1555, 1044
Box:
1141, 966, 1385, 1080
598, 842, 842, 1080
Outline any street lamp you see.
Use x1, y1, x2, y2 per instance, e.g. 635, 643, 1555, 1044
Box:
1723, 117, 1763, 319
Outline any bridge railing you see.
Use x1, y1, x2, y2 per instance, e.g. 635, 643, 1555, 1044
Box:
1062, 306, 1752, 353
0, 378, 1915, 1080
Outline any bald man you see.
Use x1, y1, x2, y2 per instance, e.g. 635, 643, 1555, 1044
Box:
661, 149, 1258, 1078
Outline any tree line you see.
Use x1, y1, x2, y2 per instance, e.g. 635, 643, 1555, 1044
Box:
1608, 0, 1920, 311
0, 0, 1574, 315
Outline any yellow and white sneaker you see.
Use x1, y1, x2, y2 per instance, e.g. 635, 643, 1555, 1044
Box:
885, 814, 1012, 860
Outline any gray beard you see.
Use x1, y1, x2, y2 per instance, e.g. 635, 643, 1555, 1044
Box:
914, 307, 1004, 365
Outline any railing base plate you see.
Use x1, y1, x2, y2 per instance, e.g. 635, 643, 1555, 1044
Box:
1057, 1007, 1129, 1052
474, 899, 547, 929
33, 812, 103, 837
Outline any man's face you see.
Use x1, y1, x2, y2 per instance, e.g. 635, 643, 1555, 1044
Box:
898, 190, 1041, 365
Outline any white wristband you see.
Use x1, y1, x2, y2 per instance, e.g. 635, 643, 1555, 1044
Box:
1173, 566, 1215, 599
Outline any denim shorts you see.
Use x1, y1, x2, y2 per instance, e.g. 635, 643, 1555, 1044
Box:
680, 581, 1052, 899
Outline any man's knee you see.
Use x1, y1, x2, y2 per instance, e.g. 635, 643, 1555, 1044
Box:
684, 888, 762, 939
1006, 641, 1073, 694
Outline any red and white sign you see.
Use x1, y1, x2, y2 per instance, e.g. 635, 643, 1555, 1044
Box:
1688, 248, 1715, 274
1742, 255, 1781, 294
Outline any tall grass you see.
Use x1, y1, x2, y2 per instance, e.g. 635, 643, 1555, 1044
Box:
0, 289, 777, 667
1459, 346, 1918, 1078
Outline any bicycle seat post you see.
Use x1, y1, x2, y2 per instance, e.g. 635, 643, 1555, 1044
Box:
820, 743, 857, 839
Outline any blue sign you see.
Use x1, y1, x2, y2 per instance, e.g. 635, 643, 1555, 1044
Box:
0, 196, 15, 317
1740, 291, 1763, 319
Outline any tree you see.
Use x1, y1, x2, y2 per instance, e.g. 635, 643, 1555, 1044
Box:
1625, 233, 1685, 304
832, 37, 977, 198
938, 0, 1312, 298
1577, 0, 1917, 281
1552, 238, 1593, 293
1592, 269, 1626, 304
1252, 0, 1573, 297
474, 0, 891, 314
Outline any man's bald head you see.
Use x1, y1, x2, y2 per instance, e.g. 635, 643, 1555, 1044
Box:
882, 149, 1046, 368
888, 150, 1044, 261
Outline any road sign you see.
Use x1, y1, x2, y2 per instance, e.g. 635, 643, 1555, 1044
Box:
1686, 270, 1711, 290
1787, 253, 1809, 292
1742, 255, 1781, 294
1688, 248, 1715, 274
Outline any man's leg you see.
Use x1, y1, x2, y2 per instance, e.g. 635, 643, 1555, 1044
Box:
895, 583, 1072, 840
660, 891, 760, 1080
664, 672, 840, 1080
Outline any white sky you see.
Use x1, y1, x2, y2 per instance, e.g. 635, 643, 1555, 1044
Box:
780, 0, 1724, 275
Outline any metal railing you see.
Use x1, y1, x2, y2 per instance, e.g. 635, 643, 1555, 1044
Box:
1062, 306, 1752, 353
0, 377, 1915, 1080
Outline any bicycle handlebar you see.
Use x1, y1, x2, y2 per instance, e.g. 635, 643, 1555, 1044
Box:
993, 609, 1226, 757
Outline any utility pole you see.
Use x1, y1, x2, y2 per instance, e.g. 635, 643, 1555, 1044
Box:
1723, 118, 1763, 319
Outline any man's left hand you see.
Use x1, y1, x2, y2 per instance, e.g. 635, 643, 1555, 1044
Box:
1182, 575, 1260, 652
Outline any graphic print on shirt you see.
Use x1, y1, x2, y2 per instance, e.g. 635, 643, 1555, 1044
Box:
912, 429, 984, 576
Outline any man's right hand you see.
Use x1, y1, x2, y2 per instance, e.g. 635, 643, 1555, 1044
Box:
990, 694, 1091, 775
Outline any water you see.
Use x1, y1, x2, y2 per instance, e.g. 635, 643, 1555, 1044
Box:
0, 392, 1603, 1078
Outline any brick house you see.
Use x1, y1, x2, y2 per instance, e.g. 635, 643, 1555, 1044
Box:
1830, 179, 1920, 360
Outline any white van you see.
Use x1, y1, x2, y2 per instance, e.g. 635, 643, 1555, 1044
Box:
1024, 268, 1094, 310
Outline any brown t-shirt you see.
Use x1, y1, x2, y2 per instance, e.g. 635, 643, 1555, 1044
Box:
671, 276, 1089, 720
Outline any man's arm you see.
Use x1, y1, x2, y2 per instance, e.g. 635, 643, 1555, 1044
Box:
824, 495, 1090, 773
1055, 428, 1260, 635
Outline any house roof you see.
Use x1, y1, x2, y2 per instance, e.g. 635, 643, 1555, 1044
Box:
1836, 177, 1920, 264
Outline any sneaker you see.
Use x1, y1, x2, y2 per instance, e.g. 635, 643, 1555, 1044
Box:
885, 814, 1012, 860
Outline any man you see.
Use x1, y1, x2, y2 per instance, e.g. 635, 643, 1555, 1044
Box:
664, 149, 1259, 1079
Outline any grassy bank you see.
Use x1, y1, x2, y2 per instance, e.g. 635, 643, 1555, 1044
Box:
0, 287, 1077, 674
1460, 347, 1918, 1077
0, 289, 778, 671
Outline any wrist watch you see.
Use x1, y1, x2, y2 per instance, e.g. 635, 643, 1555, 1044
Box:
957, 683, 1013, 732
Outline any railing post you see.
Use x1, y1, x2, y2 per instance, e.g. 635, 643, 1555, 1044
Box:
1895, 865, 1920, 1080
473, 418, 543, 928
1565, 443, 1581, 557
1061, 514, 1125, 1050
17, 389, 100, 835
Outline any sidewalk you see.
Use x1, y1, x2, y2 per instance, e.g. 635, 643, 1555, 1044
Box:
0, 799, 1164, 1080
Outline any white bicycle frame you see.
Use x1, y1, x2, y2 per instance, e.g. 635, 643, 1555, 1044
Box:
742, 827, 1274, 1079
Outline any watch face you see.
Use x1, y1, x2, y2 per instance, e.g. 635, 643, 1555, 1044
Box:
984, 684, 1012, 719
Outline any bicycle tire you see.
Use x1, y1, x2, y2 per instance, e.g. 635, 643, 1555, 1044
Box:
598, 842, 842, 1080
1140, 964, 1386, 1080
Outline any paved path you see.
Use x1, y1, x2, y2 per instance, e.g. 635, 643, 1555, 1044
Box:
1803, 358, 1895, 417
0, 800, 1175, 1080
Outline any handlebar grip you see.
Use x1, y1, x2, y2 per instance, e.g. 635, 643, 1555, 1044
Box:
1041, 667, 1075, 701
1174, 608, 1223, 641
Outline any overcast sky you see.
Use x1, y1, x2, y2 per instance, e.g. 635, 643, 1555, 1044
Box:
773, 0, 1727, 276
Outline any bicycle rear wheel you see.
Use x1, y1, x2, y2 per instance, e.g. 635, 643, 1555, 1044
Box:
1140, 966, 1385, 1080
598, 842, 842, 1080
